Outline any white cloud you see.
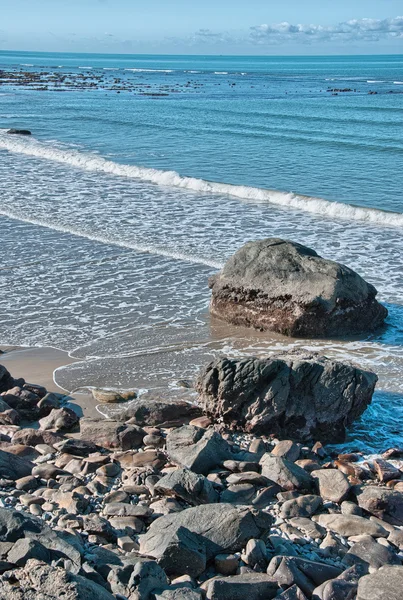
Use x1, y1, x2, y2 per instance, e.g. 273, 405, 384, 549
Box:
250, 16, 403, 45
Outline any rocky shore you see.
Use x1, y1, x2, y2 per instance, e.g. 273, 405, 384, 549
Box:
1, 359, 403, 600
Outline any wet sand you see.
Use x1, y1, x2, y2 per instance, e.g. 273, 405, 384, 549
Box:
0, 345, 100, 418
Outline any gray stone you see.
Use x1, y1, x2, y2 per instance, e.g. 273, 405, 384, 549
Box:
343, 535, 401, 570
57, 438, 99, 456
277, 584, 308, 599
267, 556, 342, 598
154, 526, 207, 578
0, 449, 33, 480
221, 483, 256, 504
79, 418, 145, 451
39, 407, 79, 431
316, 514, 389, 537
357, 487, 403, 526
205, 573, 279, 600
155, 468, 219, 505
357, 565, 403, 600
128, 559, 169, 600
154, 589, 203, 600
280, 495, 323, 518
312, 564, 365, 600
208, 238, 387, 337
121, 398, 202, 427
314, 469, 351, 503
166, 426, 232, 475
140, 504, 272, 561
243, 538, 268, 570
214, 553, 239, 575
271, 440, 300, 462
196, 353, 376, 442
7, 538, 50, 566
260, 455, 313, 492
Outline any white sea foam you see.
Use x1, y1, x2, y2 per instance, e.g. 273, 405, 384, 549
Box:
214, 72, 228, 75
125, 68, 173, 73
1, 131, 403, 228
394, 81, 403, 85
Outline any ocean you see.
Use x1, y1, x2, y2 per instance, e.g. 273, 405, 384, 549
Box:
0, 51, 402, 451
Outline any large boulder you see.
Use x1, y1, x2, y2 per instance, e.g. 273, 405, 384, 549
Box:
196, 353, 376, 442
357, 565, 403, 600
208, 238, 387, 337
139, 503, 272, 560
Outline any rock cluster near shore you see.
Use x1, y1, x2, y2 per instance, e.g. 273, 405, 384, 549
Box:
0, 363, 403, 599
209, 238, 388, 337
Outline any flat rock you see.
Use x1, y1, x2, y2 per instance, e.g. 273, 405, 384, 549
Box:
357, 487, 403, 526
79, 418, 145, 451
280, 495, 323, 518
208, 238, 387, 337
0, 448, 33, 480
166, 425, 232, 475
314, 469, 351, 503
267, 556, 342, 598
155, 468, 219, 505
121, 398, 202, 427
196, 353, 376, 442
316, 514, 388, 537
205, 573, 279, 600
357, 565, 403, 600
343, 535, 401, 569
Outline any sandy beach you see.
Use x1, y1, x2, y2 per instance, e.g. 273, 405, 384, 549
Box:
0, 345, 100, 418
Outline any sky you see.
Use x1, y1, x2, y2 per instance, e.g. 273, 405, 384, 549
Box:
0, 0, 402, 55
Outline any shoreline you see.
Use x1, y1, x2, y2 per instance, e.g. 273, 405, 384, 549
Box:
0, 345, 100, 419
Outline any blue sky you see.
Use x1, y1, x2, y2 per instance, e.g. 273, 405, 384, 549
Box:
0, 0, 402, 54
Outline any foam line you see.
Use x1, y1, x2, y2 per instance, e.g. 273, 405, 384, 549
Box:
1, 131, 403, 228
0, 207, 222, 269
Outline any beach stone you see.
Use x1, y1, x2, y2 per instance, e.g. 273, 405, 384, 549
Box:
56, 438, 99, 456
91, 388, 137, 403
208, 238, 387, 337
108, 516, 144, 534
280, 495, 323, 518
243, 538, 268, 570
221, 483, 256, 504
277, 584, 308, 599
5, 444, 39, 460
12, 428, 64, 447
140, 503, 272, 561
214, 553, 239, 575
116, 449, 166, 469
154, 589, 203, 600
127, 559, 169, 600
226, 471, 269, 486
357, 486, 403, 526
260, 455, 313, 491
315, 514, 389, 537
271, 440, 300, 462
204, 573, 279, 600
0, 365, 20, 393
39, 407, 79, 431
372, 458, 401, 483
0, 558, 116, 600
15, 475, 38, 491
31, 463, 65, 480
155, 468, 219, 505
288, 517, 327, 539
357, 565, 403, 600
166, 425, 232, 475
0, 448, 33, 480
341, 500, 362, 516
343, 534, 401, 569
312, 564, 365, 600
314, 469, 351, 503
121, 398, 202, 427
388, 529, 403, 550
79, 418, 145, 450
153, 526, 207, 578
267, 556, 342, 597
196, 353, 376, 442
103, 503, 152, 519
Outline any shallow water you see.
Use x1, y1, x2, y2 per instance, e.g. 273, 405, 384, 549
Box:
0, 52, 402, 451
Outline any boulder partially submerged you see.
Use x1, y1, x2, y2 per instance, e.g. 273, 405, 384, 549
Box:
209, 238, 387, 337
195, 352, 377, 442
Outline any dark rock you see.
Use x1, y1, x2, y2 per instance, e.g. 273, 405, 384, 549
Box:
357, 486, 403, 526
127, 559, 169, 600
205, 573, 279, 600
7, 538, 50, 566
0, 508, 42, 542
6, 129, 32, 135
0, 448, 33, 480
0, 365, 20, 393
208, 238, 387, 337
196, 353, 376, 442
312, 564, 366, 600
166, 425, 232, 475
154, 526, 206, 578
277, 584, 308, 599
140, 504, 272, 561
12, 428, 64, 446
121, 398, 202, 427
267, 556, 342, 598
314, 469, 351, 503
39, 407, 79, 431
56, 438, 99, 456
260, 455, 313, 491
357, 565, 403, 600
155, 468, 219, 505
221, 483, 256, 504
79, 418, 145, 450
343, 535, 401, 569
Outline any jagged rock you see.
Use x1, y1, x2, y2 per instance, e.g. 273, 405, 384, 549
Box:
277, 585, 308, 599
166, 425, 232, 475
56, 438, 99, 456
79, 418, 145, 450
271, 440, 300, 462
0, 449, 33, 480
0, 365, 21, 393
155, 468, 219, 505
121, 398, 202, 427
208, 238, 387, 337
259, 455, 313, 492
205, 573, 279, 600
7, 538, 50, 566
267, 556, 342, 598
140, 504, 272, 561
196, 354, 376, 442
314, 469, 351, 503
357, 565, 403, 600
153, 526, 206, 578
0, 559, 115, 599
357, 487, 403, 526
39, 407, 79, 431
127, 559, 169, 600
315, 514, 388, 537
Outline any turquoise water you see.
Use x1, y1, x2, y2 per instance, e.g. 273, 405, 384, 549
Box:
0, 51, 402, 450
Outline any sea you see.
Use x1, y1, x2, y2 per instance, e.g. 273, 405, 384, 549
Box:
0, 51, 402, 452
